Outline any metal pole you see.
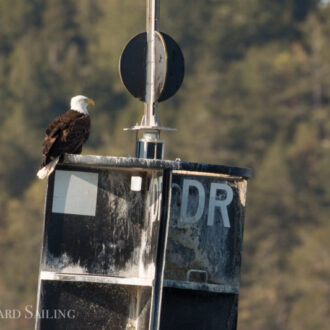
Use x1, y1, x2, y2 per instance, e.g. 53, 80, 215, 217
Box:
145, 0, 160, 127
150, 168, 171, 330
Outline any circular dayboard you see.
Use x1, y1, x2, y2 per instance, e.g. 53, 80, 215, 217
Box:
119, 33, 147, 102
119, 32, 166, 102
158, 32, 185, 102
119, 32, 184, 103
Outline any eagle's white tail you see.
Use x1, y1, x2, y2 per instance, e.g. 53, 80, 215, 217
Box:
37, 157, 60, 179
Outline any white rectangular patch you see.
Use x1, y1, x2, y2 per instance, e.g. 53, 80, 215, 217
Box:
131, 176, 142, 191
52, 170, 98, 216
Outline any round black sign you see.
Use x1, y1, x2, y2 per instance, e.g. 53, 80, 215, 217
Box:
119, 32, 184, 103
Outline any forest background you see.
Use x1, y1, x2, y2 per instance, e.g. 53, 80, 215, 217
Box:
0, 0, 329, 329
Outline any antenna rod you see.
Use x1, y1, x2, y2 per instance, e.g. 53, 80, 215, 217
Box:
145, 0, 160, 127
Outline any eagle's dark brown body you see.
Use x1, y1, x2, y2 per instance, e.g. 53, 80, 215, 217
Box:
40, 109, 90, 168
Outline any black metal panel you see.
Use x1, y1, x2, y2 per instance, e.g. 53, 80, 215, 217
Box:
164, 173, 246, 286
42, 166, 162, 278
136, 141, 164, 160
160, 288, 238, 330
156, 144, 163, 160
38, 281, 151, 330
119, 33, 147, 102
159, 171, 247, 330
35, 156, 251, 330
147, 143, 156, 159
145, 142, 163, 159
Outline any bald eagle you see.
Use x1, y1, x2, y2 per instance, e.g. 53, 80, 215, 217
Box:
37, 95, 95, 179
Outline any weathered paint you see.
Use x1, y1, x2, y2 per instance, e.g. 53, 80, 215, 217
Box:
35, 155, 251, 330
37, 164, 165, 330
164, 172, 247, 287
62, 154, 252, 179
43, 166, 162, 279
40, 271, 153, 287
38, 281, 151, 330
159, 170, 247, 330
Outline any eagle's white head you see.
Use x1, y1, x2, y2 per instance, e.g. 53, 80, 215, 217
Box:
70, 95, 95, 115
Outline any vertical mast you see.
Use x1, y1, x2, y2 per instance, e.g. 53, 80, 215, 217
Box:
144, 0, 160, 127
121, 0, 183, 159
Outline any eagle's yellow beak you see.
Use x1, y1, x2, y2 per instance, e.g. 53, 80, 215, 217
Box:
86, 98, 95, 106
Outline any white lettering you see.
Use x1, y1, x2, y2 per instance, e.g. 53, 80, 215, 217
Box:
24, 305, 34, 319
0, 306, 76, 319
207, 183, 233, 227
180, 179, 205, 223
55, 309, 67, 319
5, 309, 21, 319
67, 309, 76, 319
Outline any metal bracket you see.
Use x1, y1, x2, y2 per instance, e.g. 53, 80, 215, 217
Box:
186, 269, 209, 283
